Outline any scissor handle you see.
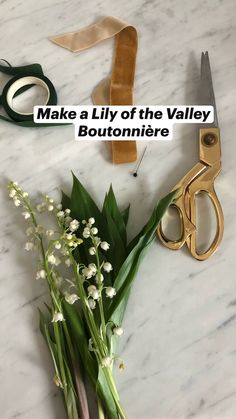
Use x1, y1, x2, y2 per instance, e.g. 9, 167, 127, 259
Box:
157, 189, 196, 250
157, 160, 223, 259
157, 162, 206, 251
186, 170, 224, 261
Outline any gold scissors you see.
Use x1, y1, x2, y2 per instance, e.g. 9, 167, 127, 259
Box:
157, 52, 223, 261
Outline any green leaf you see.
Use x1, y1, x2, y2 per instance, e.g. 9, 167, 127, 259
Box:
63, 303, 119, 418
38, 309, 60, 373
102, 205, 126, 279
121, 204, 130, 226
61, 190, 71, 209
96, 367, 119, 419
40, 308, 89, 419
39, 308, 48, 340
62, 321, 90, 419
109, 291, 130, 332
62, 301, 98, 383
108, 190, 177, 324
70, 173, 104, 229
128, 189, 177, 253
103, 186, 127, 246
66, 386, 80, 419
67, 174, 104, 266
39, 308, 54, 347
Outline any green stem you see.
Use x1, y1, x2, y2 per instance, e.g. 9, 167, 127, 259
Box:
102, 367, 126, 419
53, 321, 67, 390
70, 256, 104, 349
94, 248, 107, 345
20, 194, 46, 260
63, 322, 90, 419
69, 251, 127, 419
12, 188, 82, 419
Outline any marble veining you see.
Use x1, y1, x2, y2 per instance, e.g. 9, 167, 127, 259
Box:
1, 0, 236, 418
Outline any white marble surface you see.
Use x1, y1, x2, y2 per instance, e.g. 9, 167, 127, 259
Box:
0, 0, 236, 418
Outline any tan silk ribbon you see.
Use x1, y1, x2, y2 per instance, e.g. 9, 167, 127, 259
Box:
49, 16, 138, 164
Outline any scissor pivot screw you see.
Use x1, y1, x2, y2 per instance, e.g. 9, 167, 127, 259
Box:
202, 133, 217, 146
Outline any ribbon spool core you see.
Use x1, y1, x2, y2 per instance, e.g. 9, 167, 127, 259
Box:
6, 76, 50, 116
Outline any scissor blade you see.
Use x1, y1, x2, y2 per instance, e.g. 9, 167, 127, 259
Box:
200, 51, 219, 128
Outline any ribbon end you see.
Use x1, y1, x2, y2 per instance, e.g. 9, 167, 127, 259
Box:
111, 141, 137, 164
48, 35, 73, 52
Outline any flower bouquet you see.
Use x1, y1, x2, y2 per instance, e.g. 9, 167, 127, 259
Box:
8, 173, 176, 419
